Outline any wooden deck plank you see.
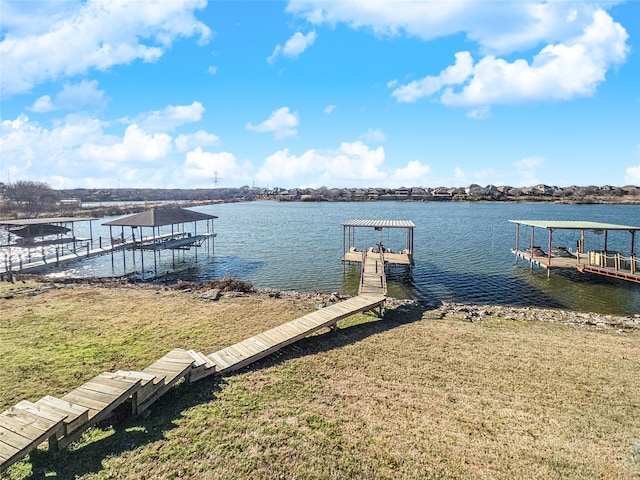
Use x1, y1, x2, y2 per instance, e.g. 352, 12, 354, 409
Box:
228, 342, 256, 358
2, 404, 64, 433
0, 438, 21, 464
279, 324, 309, 339
260, 329, 290, 343
0, 425, 32, 449
207, 352, 231, 369
217, 349, 240, 366
226, 345, 251, 361
161, 349, 193, 362
144, 360, 191, 375
35, 396, 89, 433
0, 412, 53, 440
253, 333, 281, 346
80, 378, 139, 398
60, 394, 107, 413
13, 401, 67, 425
241, 338, 267, 353
236, 340, 264, 356
36, 396, 88, 419
272, 323, 302, 336
113, 371, 159, 383
278, 321, 310, 334
0, 405, 65, 469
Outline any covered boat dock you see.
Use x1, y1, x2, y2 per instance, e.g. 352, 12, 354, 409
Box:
0, 216, 97, 274
342, 219, 415, 266
103, 207, 218, 278
510, 219, 640, 283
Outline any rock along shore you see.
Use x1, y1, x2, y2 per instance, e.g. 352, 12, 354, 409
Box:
4, 274, 638, 332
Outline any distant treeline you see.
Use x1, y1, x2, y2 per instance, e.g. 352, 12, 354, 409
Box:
55, 183, 640, 204
2, 182, 640, 220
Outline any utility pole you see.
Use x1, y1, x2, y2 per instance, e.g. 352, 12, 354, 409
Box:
212, 171, 223, 188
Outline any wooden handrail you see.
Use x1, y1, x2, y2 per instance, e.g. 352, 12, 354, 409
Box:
379, 249, 387, 293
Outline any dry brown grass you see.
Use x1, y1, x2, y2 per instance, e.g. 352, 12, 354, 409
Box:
1, 284, 639, 479
0, 284, 315, 410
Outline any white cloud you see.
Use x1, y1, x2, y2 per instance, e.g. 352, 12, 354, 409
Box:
0, 111, 190, 188
392, 51, 474, 103
77, 125, 172, 163
1, 113, 110, 185
29, 95, 55, 113
182, 148, 251, 186
287, 1, 615, 54
28, 80, 107, 112
466, 106, 492, 120
324, 104, 336, 114
389, 160, 431, 186
448, 166, 497, 186
246, 107, 299, 139
268, 31, 317, 64
392, 9, 628, 108
359, 128, 386, 143
287, 2, 628, 109
1, 0, 211, 97
256, 140, 386, 187
137, 101, 205, 132
514, 156, 545, 186
625, 164, 640, 185
175, 130, 220, 152
207, 66, 218, 74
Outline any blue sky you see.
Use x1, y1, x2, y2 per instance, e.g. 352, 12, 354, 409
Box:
1, 0, 639, 190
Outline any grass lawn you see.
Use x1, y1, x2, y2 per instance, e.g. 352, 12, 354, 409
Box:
1, 283, 639, 479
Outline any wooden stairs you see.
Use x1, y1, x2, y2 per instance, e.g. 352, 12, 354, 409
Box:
0, 348, 215, 469
0, 293, 385, 472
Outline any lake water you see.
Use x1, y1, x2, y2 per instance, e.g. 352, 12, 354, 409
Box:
4, 201, 640, 316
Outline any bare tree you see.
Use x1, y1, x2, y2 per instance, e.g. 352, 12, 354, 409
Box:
4, 181, 59, 218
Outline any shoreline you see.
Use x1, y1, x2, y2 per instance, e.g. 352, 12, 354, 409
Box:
3, 274, 638, 331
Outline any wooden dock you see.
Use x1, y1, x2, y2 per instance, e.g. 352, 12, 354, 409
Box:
359, 250, 387, 296
0, 295, 385, 471
510, 219, 640, 284
514, 250, 640, 283
7, 233, 179, 274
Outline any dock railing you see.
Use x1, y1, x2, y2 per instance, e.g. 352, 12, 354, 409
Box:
586, 251, 636, 273
379, 249, 387, 293
359, 250, 367, 292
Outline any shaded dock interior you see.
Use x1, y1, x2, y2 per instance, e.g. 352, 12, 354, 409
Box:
510, 219, 640, 283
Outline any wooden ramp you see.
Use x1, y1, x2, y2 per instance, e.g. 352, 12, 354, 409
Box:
359, 250, 387, 296
208, 294, 386, 374
1, 295, 385, 471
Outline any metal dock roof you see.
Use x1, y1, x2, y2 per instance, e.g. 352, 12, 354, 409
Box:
342, 219, 415, 228
508, 220, 640, 231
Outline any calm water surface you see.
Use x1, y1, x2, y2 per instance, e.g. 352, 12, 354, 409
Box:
7, 201, 640, 316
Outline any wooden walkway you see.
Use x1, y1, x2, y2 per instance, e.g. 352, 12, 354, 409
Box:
8, 233, 179, 274
209, 295, 385, 374
0, 294, 385, 471
359, 250, 387, 296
